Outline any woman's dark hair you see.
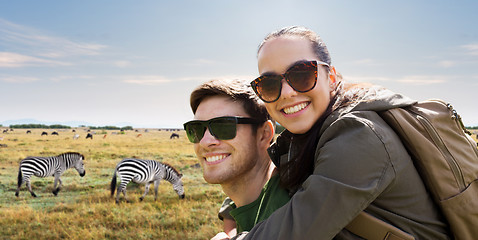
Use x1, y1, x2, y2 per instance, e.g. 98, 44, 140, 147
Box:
258, 26, 332, 66
258, 26, 367, 191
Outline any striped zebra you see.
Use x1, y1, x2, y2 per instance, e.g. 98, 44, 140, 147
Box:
15, 152, 86, 197
111, 158, 185, 203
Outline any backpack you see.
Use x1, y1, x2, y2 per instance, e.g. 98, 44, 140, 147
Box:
347, 99, 478, 240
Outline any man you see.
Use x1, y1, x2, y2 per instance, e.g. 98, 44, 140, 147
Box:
184, 79, 290, 238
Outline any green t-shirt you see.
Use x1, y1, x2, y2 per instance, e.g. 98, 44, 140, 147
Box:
229, 175, 290, 233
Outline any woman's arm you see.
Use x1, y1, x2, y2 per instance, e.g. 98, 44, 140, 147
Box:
233, 113, 398, 239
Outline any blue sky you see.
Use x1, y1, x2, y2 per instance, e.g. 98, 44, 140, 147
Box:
1, 0, 477, 128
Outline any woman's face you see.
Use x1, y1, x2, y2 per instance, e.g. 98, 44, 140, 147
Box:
257, 36, 334, 134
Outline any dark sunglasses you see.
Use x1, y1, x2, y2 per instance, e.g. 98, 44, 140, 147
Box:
183, 116, 265, 143
250, 60, 329, 103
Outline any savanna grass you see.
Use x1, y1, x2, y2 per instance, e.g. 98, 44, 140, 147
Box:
0, 128, 224, 240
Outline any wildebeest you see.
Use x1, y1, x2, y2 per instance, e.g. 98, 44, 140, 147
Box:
170, 133, 179, 139
86, 133, 93, 139
41, 132, 48, 136
51, 131, 59, 136
26, 130, 32, 134
2, 129, 8, 133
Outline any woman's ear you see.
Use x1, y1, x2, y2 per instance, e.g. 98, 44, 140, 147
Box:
329, 66, 337, 85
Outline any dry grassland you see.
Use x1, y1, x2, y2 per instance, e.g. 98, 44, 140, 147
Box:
0, 128, 224, 240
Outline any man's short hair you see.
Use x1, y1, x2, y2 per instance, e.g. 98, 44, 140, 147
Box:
190, 79, 271, 123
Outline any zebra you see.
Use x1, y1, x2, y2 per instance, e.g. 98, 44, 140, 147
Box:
15, 152, 86, 197
110, 158, 185, 203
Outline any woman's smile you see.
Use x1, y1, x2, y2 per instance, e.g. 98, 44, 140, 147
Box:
282, 101, 310, 115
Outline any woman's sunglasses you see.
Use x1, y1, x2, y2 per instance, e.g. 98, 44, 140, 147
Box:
183, 116, 265, 143
250, 60, 329, 103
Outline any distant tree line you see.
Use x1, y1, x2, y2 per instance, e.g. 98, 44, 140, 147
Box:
8, 124, 135, 130
83, 125, 134, 130
10, 124, 71, 129
468, 126, 478, 130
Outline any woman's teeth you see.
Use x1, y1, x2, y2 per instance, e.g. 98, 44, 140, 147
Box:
283, 102, 308, 114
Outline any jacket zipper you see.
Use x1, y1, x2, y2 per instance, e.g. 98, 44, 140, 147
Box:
413, 110, 466, 190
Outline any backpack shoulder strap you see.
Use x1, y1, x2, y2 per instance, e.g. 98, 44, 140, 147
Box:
346, 212, 415, 240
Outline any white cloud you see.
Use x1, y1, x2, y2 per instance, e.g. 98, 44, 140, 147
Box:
0, 75, 39, 83
0, 74, 97, 83
345, 75, 392, 83
461, 43, 478, 56
397, 75, 447, 85
0, 18, 107, 68
123, 75, 172, 85
179, 74, 256, 82
48, 75, 95, 82
438, 60, 455, 68
345, 75, 448, 85
0, 52, 70, 67
189, 58, 217, 66
113, 60, 132, 67
122, 74, 257, 85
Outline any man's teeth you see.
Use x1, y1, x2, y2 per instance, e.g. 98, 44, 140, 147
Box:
283, 102, 308, 114
205, 154, 228, 163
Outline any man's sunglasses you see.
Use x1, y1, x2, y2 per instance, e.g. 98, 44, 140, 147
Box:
250, 60, 329, 103
183, 116, 265, 143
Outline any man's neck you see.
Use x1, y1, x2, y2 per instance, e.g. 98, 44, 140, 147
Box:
221, 160, 275, 208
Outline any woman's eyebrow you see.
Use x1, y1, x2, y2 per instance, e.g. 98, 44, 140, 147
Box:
261, 59, 309, 76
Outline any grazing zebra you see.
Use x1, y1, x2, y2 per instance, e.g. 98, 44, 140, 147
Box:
111, 158, 185, 203
15, 152, 86, 197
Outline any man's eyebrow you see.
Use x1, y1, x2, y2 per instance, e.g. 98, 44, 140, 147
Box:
260, 59, 309, 76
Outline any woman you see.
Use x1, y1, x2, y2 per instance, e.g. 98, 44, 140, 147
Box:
229, 26, 451, 239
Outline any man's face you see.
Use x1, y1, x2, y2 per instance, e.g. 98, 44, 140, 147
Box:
193, 95, 261, 185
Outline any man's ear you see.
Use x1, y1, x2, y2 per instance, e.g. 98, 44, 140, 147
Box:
259, 120, 275, 146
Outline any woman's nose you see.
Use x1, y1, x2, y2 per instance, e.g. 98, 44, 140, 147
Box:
280, 79, 297, 99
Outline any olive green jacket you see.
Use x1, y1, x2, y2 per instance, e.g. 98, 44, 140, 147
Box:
233, 87, 451, 240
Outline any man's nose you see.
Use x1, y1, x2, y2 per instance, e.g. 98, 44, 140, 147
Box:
198, 127, 220, 146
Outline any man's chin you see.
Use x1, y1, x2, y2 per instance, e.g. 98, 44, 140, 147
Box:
203, 174, 227, 184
